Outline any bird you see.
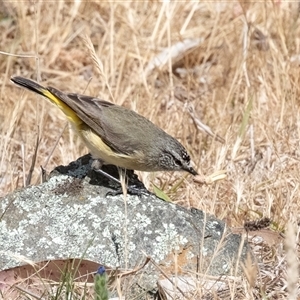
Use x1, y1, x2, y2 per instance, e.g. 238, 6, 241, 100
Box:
11, 76, 198, 178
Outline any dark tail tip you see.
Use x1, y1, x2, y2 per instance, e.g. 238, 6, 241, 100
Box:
11, 76, 46, 97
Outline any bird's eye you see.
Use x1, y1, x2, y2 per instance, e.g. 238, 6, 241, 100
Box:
175, 158, 182, 166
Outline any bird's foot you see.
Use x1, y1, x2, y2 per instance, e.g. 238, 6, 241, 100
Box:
91, 160, 150, 196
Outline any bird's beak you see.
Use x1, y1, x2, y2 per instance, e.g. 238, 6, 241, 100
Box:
186, 164, 198, 176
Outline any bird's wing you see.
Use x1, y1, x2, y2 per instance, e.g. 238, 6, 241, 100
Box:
47, 87, 158, 155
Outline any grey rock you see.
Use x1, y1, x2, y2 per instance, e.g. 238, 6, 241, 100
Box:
0, 154, 251, 298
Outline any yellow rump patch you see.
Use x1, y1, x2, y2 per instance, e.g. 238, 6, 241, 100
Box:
42, 89, 82, 126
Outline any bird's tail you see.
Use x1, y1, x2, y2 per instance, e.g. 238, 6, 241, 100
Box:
11, 76, 50, 98
11, 76, 81, 126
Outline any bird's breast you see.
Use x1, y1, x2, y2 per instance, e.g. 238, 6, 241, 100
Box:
77, 126, 154, 171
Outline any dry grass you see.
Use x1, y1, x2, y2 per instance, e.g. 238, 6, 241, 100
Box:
0, 1, 300, 298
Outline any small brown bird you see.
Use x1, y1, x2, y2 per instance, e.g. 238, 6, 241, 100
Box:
11, 76, 198, 176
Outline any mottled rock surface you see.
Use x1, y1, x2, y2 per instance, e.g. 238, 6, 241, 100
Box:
0, 154, 251, 297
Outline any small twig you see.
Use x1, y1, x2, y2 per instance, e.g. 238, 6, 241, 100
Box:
117, 256, 151, 278
44, 123, 67, 168
0, 50, 36, 58
147, 255, 188, 299
14, 285, 42, 300
194, 170, 227, 185
26, 131, 41, 186
187, 105, 225, 143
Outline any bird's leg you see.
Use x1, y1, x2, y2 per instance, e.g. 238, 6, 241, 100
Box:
91, 159, 150, 196
91, 159, 122, 185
